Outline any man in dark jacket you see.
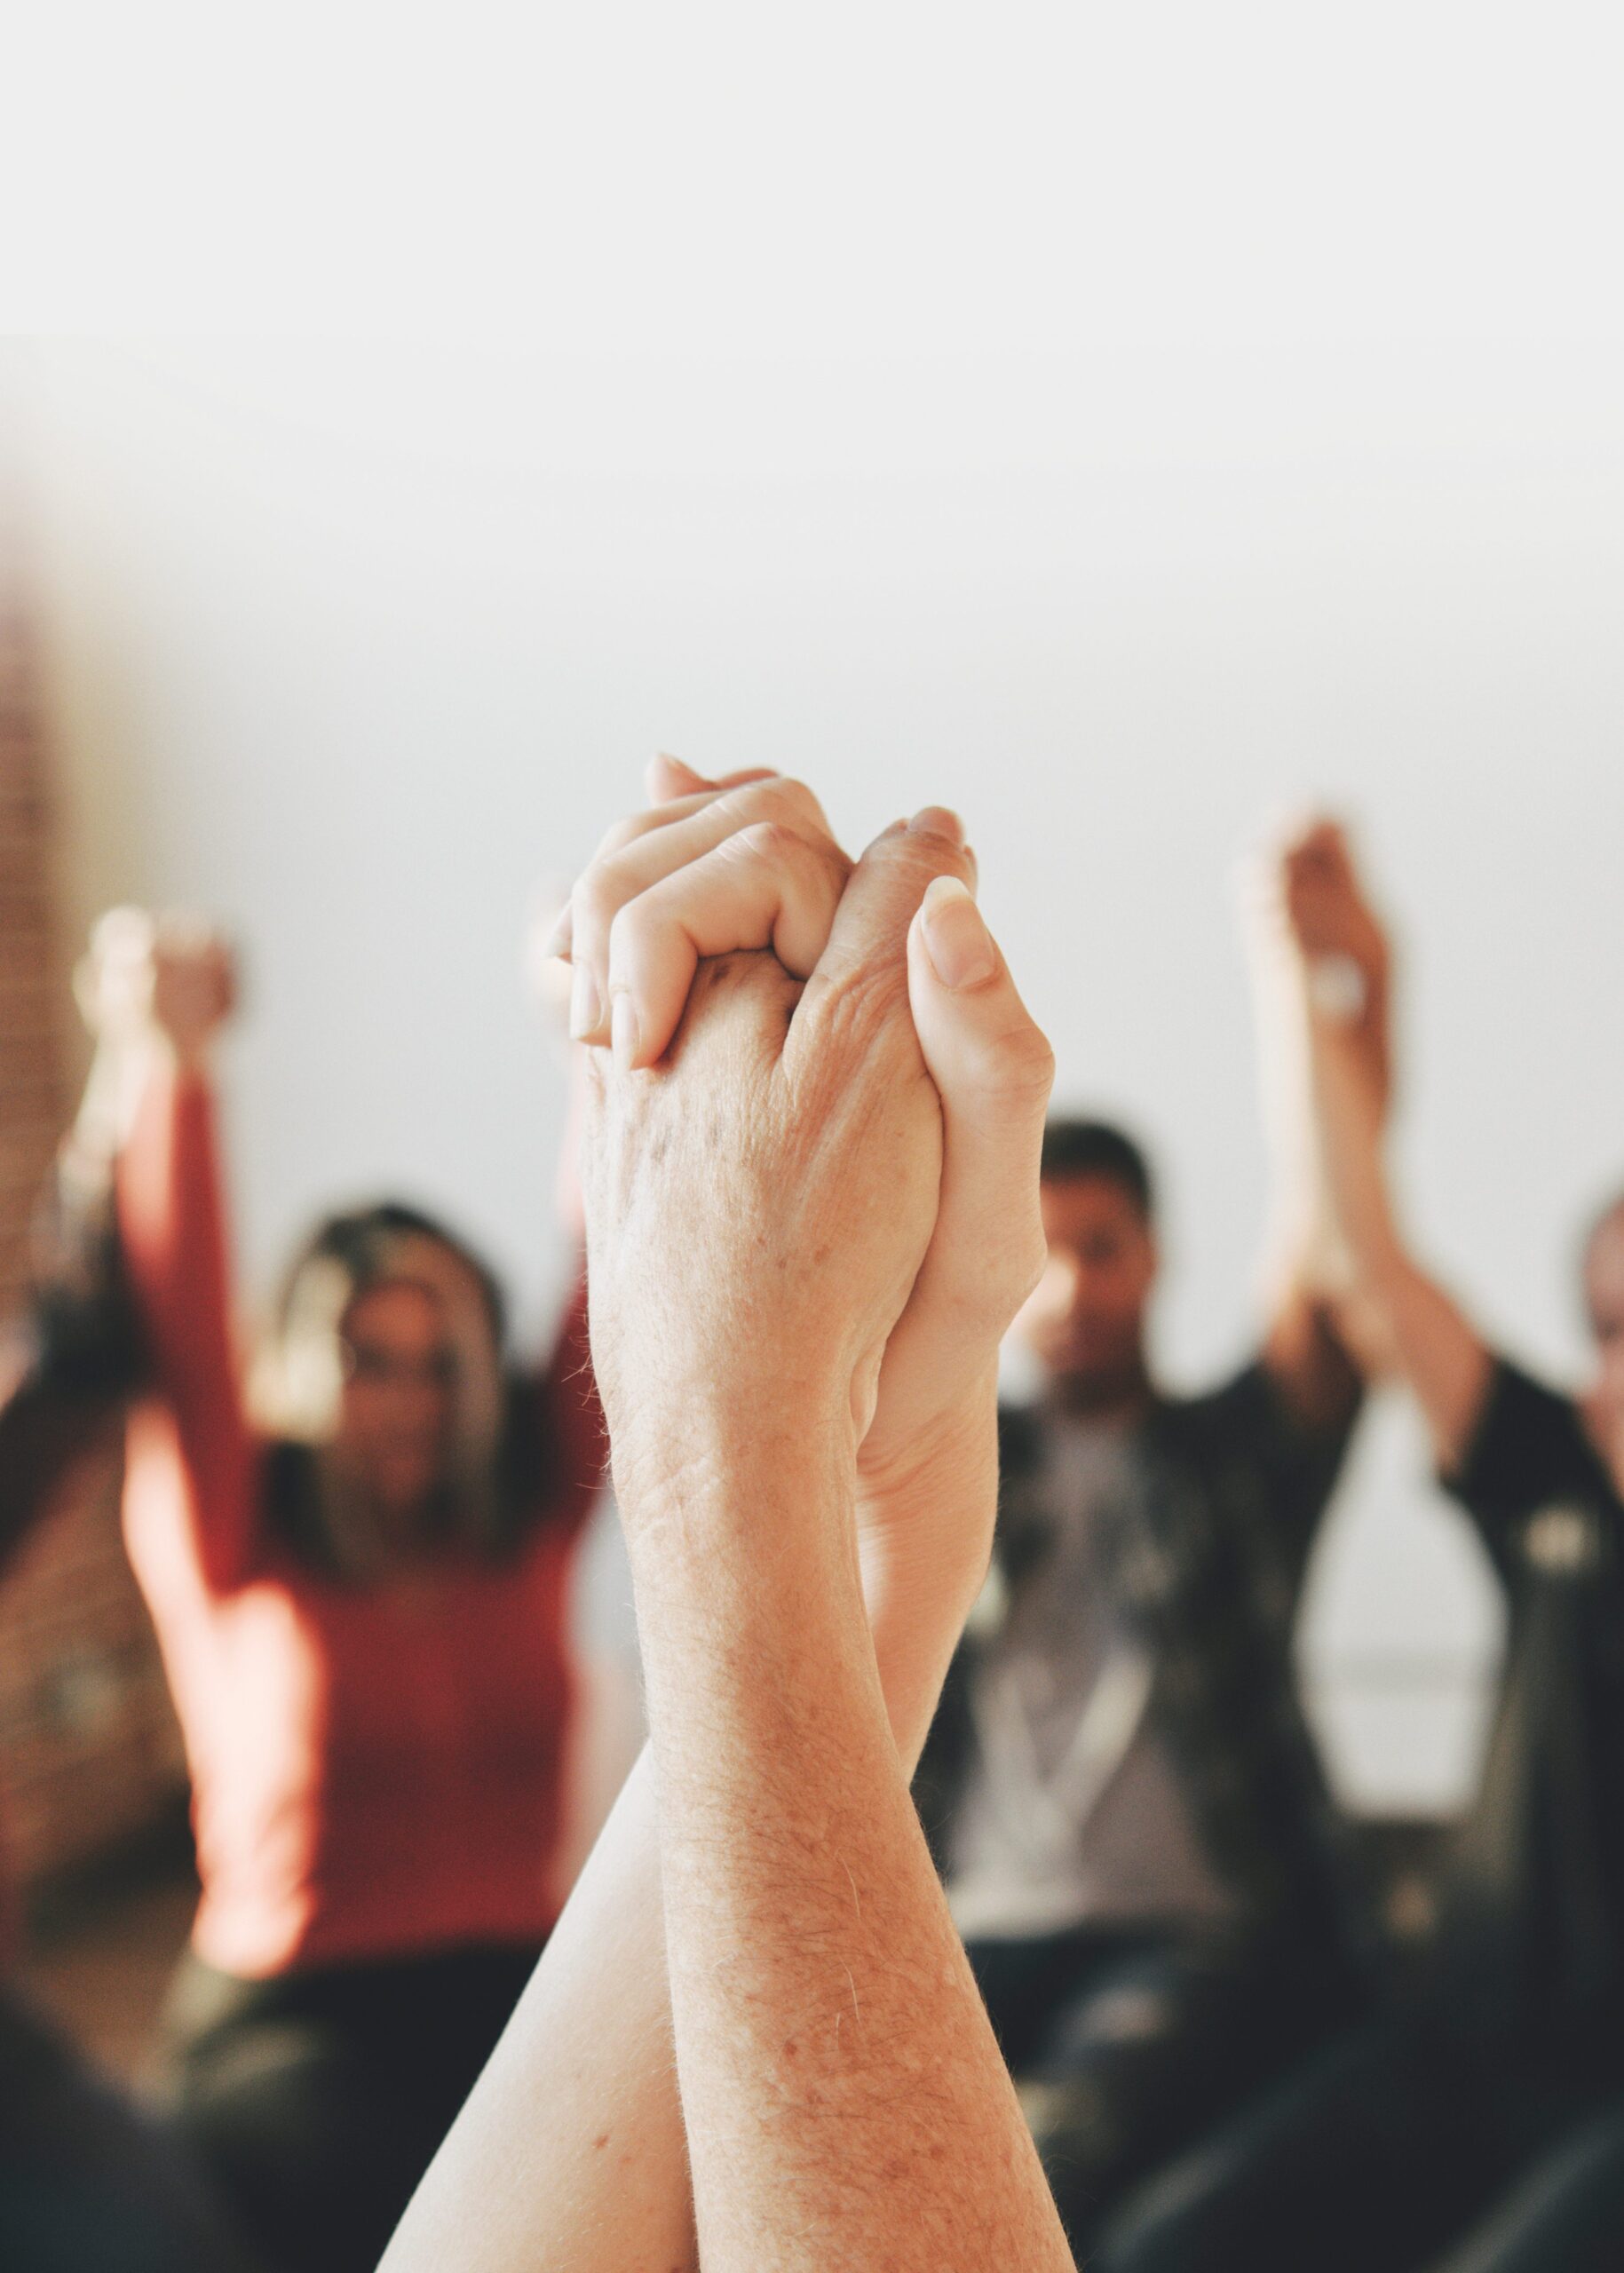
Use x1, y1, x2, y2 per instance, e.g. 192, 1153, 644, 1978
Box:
1089, 824, 1624, 2273
916, 1105, 1376, 2253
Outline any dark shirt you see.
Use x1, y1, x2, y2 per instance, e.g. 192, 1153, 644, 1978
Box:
1437, 1358, 1624, 2037
916, 1360, 1373, 1972
0, 1165, 139, 1577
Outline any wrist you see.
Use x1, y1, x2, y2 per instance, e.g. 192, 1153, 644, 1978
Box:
622, 1416, 883, 1788
616, 1398, 860, 1594
151, 1029, 216, 1080
855, 1378, 1001, 1764
864, 1556, 989, 1771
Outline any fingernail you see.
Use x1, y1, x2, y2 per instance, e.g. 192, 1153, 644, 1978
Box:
542, 906, 574, 961
611, 992, 641, 1069
908, 805, 966, 846
920, 875, 997, 991
569, 963, 604, 1041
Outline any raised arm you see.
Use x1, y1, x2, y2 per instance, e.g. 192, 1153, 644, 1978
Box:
1244, 819, 1396, 1434
586, 810, 1068, 2273
79, 911, 260, 1593
383, 765, 1064, 2273
0, 940, 169, 1572
1266, 821, 1493, 1472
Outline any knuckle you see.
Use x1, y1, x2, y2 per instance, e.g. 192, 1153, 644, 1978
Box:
815, 836, 855, 892
592, 810, 650, 863
1001, 1020, 1058, 1104
802, 955, 909, 1056
731, 775, 824, 837
732, 818, 803, 867
961, 1017, 1055, 1111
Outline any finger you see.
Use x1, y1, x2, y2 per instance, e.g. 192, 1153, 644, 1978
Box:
551, 771, 788, 970
606, 821, 852, 1068
543, 790, 744, 967
645, 754, 779, 804
788, 808, 974, 1069
91, 906, 158, 962
588, 784, 763, 874
901, 878, 1055, 1338
569, 776, 842, 1041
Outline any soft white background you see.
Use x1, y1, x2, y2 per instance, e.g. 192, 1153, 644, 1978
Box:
11, 337, 1623, 1814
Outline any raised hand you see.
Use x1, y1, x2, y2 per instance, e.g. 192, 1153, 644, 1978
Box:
382, 767, 1063, 2273
569, 768, 1071, 2273
1271, 818, 1394, 1113
1279, 820, 1389, 975
75, 907, 237, 1066
556, 761, 848, 1065
559, 758, 1052, 1661
577, 810, 960, 1515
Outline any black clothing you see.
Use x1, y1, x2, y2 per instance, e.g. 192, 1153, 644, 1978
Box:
970, 1923, 1352, 2253
915, 1358, 1367, 2255
163, 1943, 542, 2273
917, 1362, 1372, 1965
0, 1989, 254, 2272
1092, 1357, 1624, 2273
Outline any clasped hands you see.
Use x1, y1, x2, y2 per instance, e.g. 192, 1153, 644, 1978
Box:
555, 756, 1054, 1721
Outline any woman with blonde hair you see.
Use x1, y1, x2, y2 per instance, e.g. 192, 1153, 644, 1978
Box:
18, 909, 604, 2273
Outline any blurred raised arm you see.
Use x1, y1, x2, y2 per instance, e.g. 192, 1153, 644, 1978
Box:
1264, 820, 1493, 1471
83, 911, 262, 1593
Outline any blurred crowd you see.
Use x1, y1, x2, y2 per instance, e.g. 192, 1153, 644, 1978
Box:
3, 802, 1622, 2271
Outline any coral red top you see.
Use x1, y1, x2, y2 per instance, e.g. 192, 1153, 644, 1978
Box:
115, 1065, 605, 1979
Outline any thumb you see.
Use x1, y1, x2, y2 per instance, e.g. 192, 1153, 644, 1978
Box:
905, 877, 1056, 1330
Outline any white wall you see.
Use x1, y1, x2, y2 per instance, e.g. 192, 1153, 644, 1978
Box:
12, 338, 1624, 1813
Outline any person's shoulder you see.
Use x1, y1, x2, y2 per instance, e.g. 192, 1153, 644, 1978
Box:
1446, 1353, 1615, 1538
1151, 1358, 1280, 1447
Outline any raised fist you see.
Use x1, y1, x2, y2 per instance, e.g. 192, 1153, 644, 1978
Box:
1275, 820, 1391, 1015
75, 907, 237, 1060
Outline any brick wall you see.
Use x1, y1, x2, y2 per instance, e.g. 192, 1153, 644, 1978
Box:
0, 500, 186, 1898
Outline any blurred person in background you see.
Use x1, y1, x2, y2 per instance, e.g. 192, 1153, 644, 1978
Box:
1093, 822, 1624, 2272
909, 867, 1386, 2254
8, 908, 604, 2273
0, 1304, 254, 2269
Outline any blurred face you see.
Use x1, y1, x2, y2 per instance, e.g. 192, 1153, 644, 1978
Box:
335, 1279, 460, 1514
1010, 1173, 1158, 1410
1584, 1210, 1624, 1482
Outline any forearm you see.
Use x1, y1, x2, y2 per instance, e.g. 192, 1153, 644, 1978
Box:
857, 1379, 999, 1775
383, 1462, 992, 2273
115, 1046, 234, 1394
1352, 1235, 1493, 1473
1303, 1035, 1491, 1469
628, 1421, 1069, 2273
379, 1748, 695, 2273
